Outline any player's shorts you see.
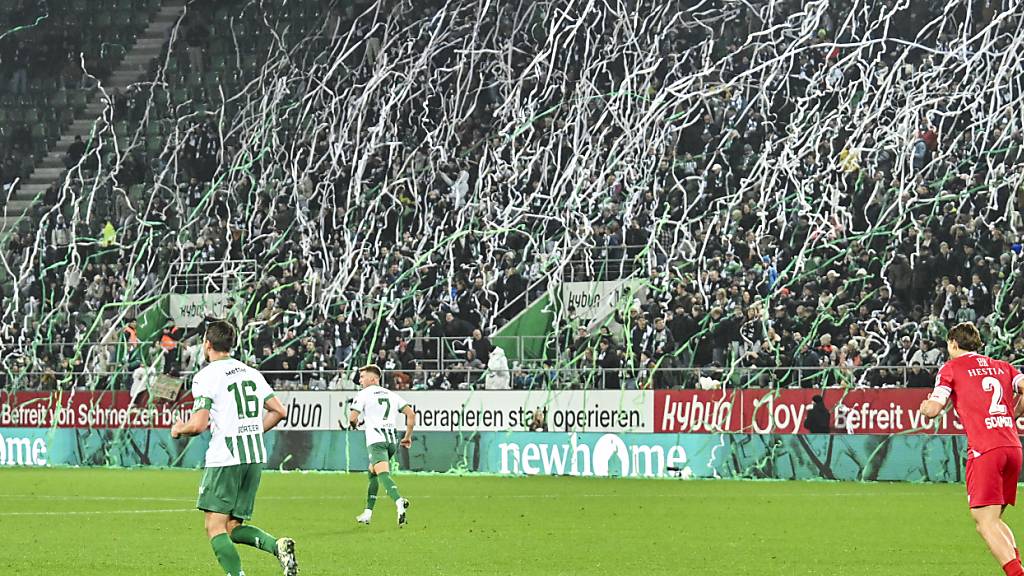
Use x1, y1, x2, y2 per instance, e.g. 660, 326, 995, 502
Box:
368, 442, 398, 466
196, 463, 263, 520
966, 446, 1022, 508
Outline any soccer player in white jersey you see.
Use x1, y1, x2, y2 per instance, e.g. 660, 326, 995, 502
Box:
350, 364, 417, 526
171, 321, 298, 576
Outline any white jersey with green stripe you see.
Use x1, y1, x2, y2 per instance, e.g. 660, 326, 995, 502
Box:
191, 357, 275, 468
351, 385, 409, 447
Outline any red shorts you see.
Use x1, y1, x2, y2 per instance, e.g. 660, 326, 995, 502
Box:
966, 446, 1022, 508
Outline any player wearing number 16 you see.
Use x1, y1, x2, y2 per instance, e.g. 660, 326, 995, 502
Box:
171, 321, 299, 576
920, 322, 1024, 576
350, 364, 416, 527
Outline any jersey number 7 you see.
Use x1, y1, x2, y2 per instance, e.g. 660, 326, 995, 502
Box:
228, 380, 261, 418
378, 398, 391, 418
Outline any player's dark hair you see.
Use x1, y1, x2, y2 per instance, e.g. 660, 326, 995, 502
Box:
947, 322, 983, 352
205, 320, 236, 352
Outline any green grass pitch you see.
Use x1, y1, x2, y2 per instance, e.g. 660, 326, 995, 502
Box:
0, 468, 1014, 575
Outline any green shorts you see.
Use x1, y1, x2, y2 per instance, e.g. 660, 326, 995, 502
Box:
196, 463, 263, 520
368, 442, 398, 466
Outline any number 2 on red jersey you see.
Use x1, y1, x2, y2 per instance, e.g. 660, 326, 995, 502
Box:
981, 376, 1009, 416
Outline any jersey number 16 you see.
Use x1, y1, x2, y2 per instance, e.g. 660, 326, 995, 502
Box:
228, 381, 261, 418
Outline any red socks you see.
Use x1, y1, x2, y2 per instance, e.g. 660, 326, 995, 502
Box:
1002, 559, 1024, 576
1017, 548, 1021, 562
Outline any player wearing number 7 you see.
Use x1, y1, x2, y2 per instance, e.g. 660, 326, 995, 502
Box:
350, 364, 416, 527
920, 322, 1024, 576
171, 321, 299, 576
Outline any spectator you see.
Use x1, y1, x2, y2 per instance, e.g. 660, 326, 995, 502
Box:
597, 338, 621, 389
887, 335, 916, 366
484, 345, 510, 390
651, 317, 676, 360
65, 135, 86, 168
496, 267, 527, 319
159, 323, 183, 376
8, 41, 28, 94
794, 341, 821, 388
803, 395, 830, 433
469, 329, 491, 366
910, 339, 943, 367
906, 362, 933, 388
527, 408, 548, 432
443, 312, 474, 339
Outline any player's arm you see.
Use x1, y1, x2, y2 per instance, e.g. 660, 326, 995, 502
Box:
919, 398, 944, 419
348, 392, 365, 430
1010, 367, 1024, 417
919, 365, 953, 420
263, 395, 287, 432
400, 404, 416, 448
172, 397, 211, 438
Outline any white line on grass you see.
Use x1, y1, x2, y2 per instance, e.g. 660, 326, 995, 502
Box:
0, 508, 193, 517
0, 494, 603, 502
0, 491, 940, 504
0, 495, 189, 502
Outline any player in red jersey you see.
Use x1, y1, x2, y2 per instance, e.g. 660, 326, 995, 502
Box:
920, 322, 1024, 576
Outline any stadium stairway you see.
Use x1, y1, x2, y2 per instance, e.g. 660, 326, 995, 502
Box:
0, 0, 187, 234
493, 290, 554, 364
491, 258, 652, 366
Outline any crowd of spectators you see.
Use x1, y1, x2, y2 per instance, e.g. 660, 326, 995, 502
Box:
1, 0, 1023, 392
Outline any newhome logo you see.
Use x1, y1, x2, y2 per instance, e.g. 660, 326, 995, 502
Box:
0, 432, 48, 466
497, 433, 691, 478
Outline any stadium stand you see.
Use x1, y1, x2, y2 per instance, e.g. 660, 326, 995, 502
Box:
1, 0, 1023, 393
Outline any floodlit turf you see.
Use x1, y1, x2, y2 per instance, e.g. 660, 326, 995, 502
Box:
0, 468, 1013, 575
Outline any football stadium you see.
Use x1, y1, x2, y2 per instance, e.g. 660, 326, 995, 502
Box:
1, 0, 1024, 574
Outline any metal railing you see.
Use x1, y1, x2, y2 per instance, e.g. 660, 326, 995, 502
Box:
0, 365, 944, 392
490, 273, 547, 324
1, 335, 559, 368
486, 245, 651, 322
169, 259, 257, 293
561, 244, 650, 282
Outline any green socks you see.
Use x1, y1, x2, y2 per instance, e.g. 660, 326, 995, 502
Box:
230, 525, 279, 556
367, 472, 379, 510
378, 471, 401, 502
211, 526, 277, 575
211, 533, 243, 575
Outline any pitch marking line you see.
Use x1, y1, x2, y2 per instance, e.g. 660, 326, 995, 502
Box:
0, 491, 936, 504
0, 508, 193, 517
0, 493, 606, 502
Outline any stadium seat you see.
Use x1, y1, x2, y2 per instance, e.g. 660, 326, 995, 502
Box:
69, 91, 88, 114
129, 183, 147, 203
171, 88, 189, 104
145, 137, 164, 156
131, 10, 149, 32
